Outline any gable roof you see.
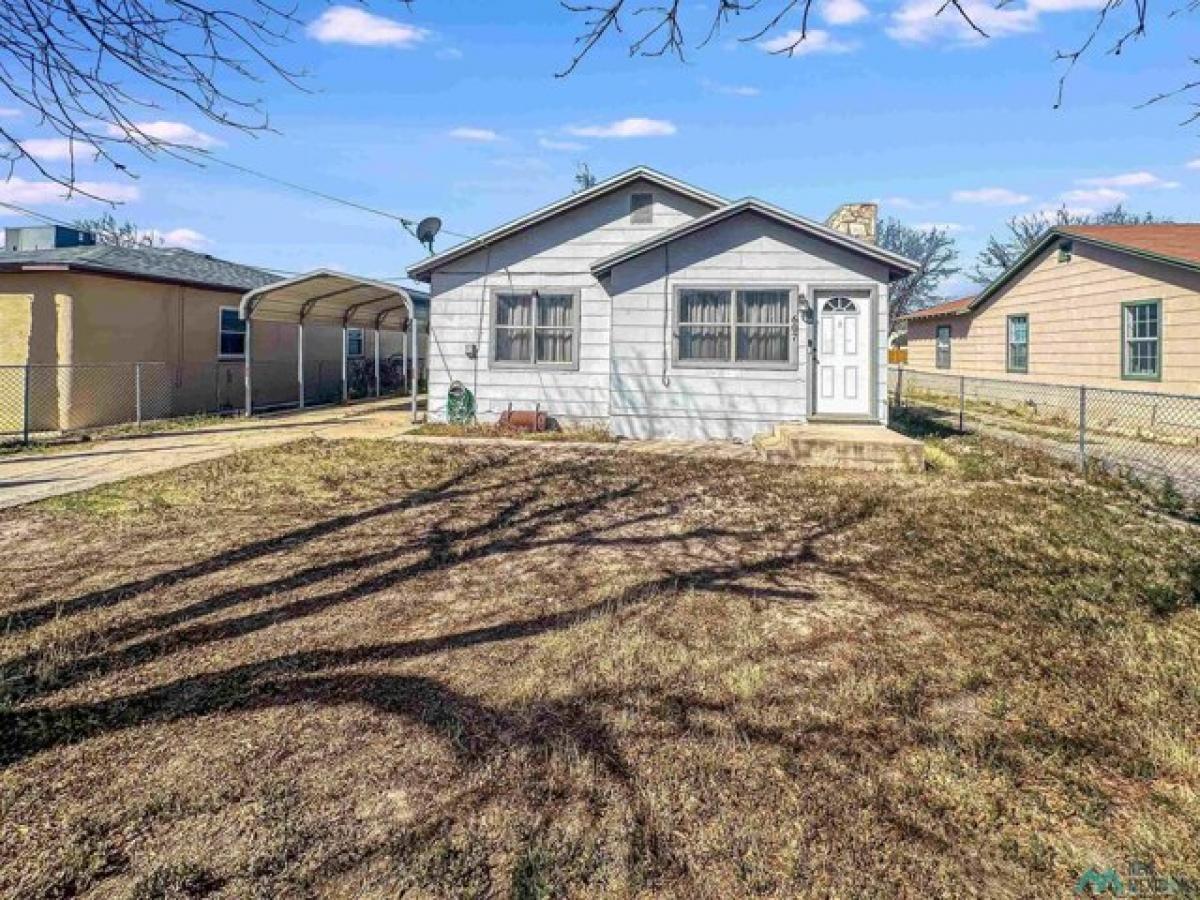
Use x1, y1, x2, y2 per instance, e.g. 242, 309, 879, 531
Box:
407, 166, 727, 281
899, 295, 975, 322
590, 197, 920, 281
970, 224, 1200, 311
0, 243, 279, 293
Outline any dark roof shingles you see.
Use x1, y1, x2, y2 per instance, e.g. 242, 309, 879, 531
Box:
0, 244, 280, 292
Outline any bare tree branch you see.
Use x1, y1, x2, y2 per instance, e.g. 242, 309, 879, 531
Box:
0, 1, 421, 203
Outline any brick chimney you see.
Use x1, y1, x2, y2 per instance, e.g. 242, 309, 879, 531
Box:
825, 202, 877, 244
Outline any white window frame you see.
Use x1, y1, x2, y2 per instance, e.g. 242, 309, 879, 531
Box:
935, 324, 951, 369
346, 327, 365, 359
489, 289, 582, 371
672, 285, 798, 371
218, 305, 246, 360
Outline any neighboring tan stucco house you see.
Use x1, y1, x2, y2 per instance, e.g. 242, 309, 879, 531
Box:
0, 227, 428, 431
903, 225, 1200, 395
408, 167, 918, 441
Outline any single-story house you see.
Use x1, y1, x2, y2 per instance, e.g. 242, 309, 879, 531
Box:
903, 225, 1200, 395
407, 167, 918, 441
0, 225, 428, 431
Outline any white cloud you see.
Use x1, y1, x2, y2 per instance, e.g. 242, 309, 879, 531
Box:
887, 0, 1037, 43
1060, 187, 1127, 205
0, 177, 140, 205
822, 0, 870, 25
914, 221, 969, 233
700, 78, 761, 97
951, 187, 1032, 205
18, 138, 89, 162
1078, 171, 1180, 190
566, 117, 677, 138
1187, 158, 1200, 170
0, 108, 21, 118
888, 0, 1106, 43
307, 6, 429, 47
1027, 0, 1107, 11
759, 28, 859, 55
538, 138, 586, 151
448, 127, 499, 142
877, 195, 929, 210
156, 227, 211, 250
109, 120, 221, 149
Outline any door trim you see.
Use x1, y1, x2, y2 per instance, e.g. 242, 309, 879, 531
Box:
807, 284, 879, 421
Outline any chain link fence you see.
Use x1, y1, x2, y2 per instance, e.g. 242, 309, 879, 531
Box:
890, 367, 1200, 499
1, 357, 416, 441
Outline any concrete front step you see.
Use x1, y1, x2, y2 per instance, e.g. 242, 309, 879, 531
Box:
753, 422, 924, 472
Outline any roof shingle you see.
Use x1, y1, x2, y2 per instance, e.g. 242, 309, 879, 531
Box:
1056, 224, 1200, 268
0, 244, 281, 292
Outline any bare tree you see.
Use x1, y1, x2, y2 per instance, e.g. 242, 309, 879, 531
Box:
0, 2, 416, 201
556, 1, 1189, 119
73, 213, 162, 248
969, 204, 1168, 285
876, 218, 960, 328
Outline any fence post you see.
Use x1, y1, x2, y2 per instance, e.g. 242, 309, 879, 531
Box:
958, 375, 966, 434
22, 364, 32, 445
895, 367, 904, 409
1078, 385, 1087, 472
134, 362, 142, 426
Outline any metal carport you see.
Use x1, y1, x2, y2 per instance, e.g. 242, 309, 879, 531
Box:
239, 270, 419, 421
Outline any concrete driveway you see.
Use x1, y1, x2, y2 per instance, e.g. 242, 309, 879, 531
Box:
0, 399, 420, 510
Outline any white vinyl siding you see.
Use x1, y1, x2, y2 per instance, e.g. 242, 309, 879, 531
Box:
425, 179, 714, 424
608, 211, 889, 440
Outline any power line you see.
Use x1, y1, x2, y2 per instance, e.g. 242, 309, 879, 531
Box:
178, 148, 473, 240
0, 199, 79, 229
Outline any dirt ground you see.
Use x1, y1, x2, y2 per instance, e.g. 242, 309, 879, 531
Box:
0, 436, 1197, 898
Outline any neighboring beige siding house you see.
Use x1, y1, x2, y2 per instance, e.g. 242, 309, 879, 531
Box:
409, 167, 918, 441
0, 226, 427, 431
904, 225, 1200, 394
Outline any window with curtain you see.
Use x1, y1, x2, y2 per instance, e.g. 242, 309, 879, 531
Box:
346, 327, 364, 358
935, 325, 951, 369
1006, 314, 1029, 373
218, 307, 246, 358
677, 288, 792, 366
492, 291, 577, 367
1122, 300, 1161, 380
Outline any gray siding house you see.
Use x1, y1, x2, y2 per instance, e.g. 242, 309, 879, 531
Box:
408, 167, 917, 441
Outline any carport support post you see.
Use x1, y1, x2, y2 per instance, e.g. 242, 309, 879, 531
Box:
297, 322, 306, 410
373, 329, 381, 398
340, 323, 348, 404
243, 317, 253, 418
410, 319, 418, 423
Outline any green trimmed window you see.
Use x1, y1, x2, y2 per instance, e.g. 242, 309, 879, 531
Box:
1006, 315, 1028, 373
1122, 300, 1161, 380
935, 325, 951, 369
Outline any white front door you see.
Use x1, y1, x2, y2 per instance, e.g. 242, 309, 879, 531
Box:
814, 291, 869, 416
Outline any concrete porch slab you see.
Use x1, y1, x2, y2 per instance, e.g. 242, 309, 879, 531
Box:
753, 423, 925, 472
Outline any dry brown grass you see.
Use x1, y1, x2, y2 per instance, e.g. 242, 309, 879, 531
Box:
1, 435, 1198, 898
412, 422, 618, 443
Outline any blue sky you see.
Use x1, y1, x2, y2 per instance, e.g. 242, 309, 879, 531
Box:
1, 1, 1198, 297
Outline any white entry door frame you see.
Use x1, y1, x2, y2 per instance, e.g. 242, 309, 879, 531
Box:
809, 286, 876, 419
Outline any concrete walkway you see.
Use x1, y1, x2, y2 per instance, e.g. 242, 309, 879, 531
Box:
0, 399, 420, 510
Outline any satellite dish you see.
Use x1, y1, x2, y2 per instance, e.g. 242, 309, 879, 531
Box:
416, 216, 442, 254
